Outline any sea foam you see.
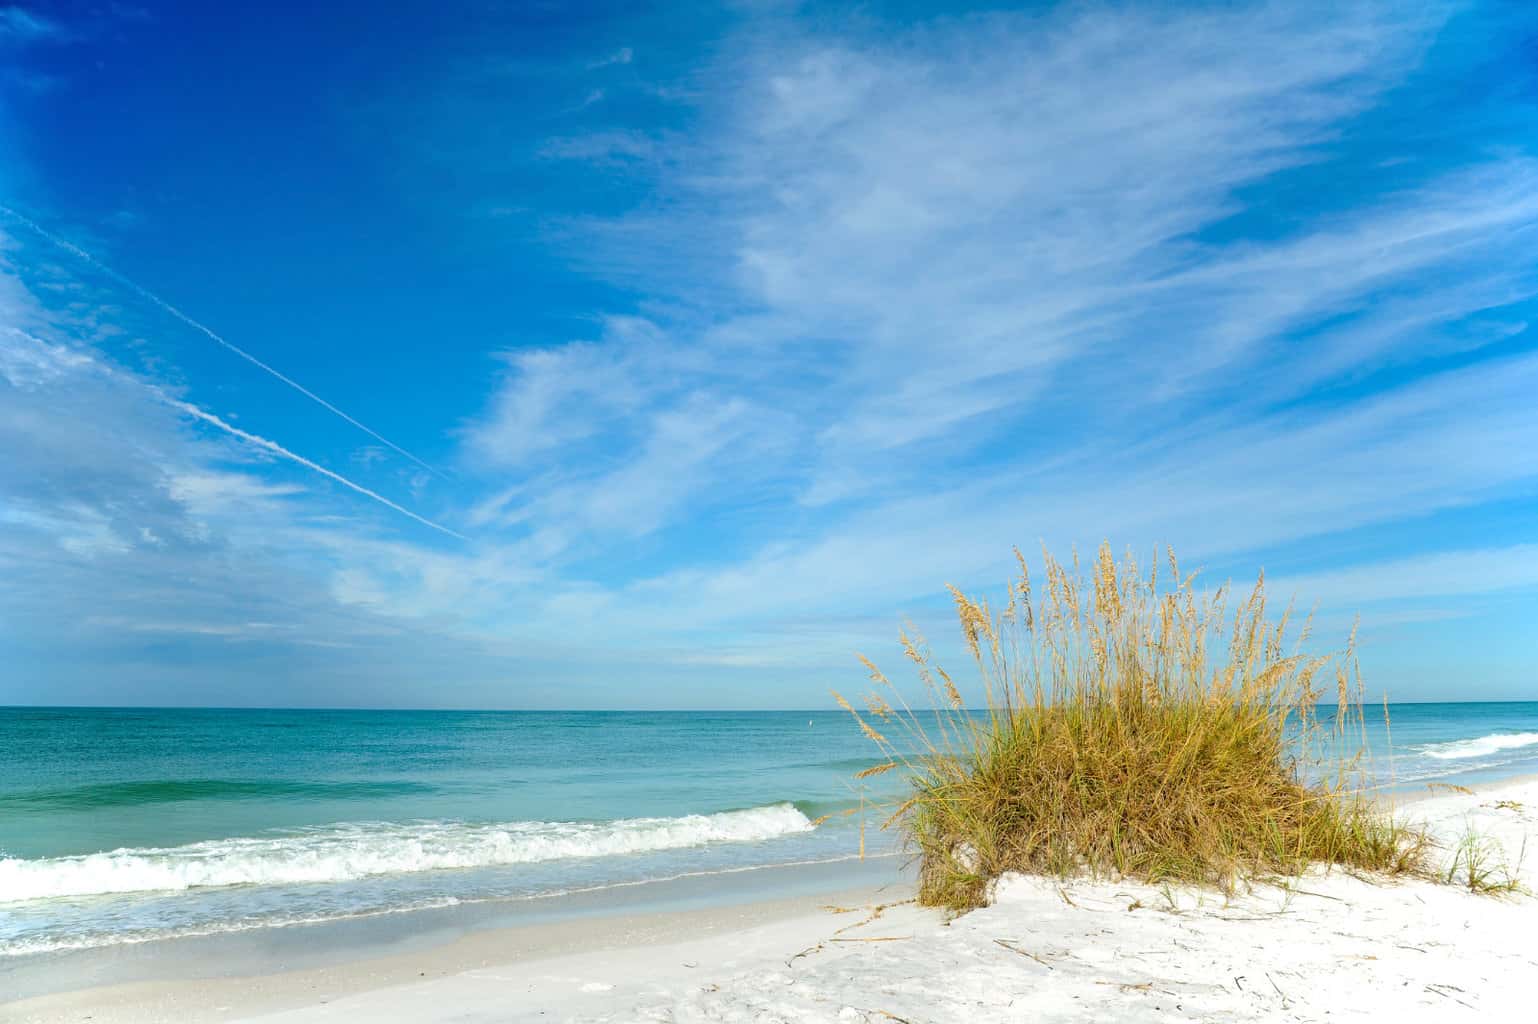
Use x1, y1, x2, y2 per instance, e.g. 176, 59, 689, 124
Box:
0, 803, 813, 902
1419, 731, 1538, 761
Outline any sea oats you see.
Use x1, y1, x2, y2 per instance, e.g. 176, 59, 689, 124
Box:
929, 666, 960, 710
866, 694, 894, 718
856, 652, 891, 687
836, 543, 1426, 911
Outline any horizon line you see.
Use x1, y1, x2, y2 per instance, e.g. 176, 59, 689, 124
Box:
3, 699, 1536, 713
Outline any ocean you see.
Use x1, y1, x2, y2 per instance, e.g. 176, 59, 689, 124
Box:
2, 703, 1536, 958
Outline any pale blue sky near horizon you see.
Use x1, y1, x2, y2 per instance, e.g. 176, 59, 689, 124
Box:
1, 0, 1535, 708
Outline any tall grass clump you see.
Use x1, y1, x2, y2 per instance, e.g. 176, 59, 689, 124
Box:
835, 544, 1428, 911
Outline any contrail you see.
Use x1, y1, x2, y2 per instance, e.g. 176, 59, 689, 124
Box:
4, 326, 465, 540
0, 203, 448, 480
162, 395, 467, 540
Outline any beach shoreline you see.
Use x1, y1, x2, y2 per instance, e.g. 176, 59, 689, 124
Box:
4, 881, 908, 1023
8, 774, 1536, 1023
0, 852, 907, 1014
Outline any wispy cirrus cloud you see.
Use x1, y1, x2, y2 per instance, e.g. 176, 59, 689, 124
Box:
460, 0, 1537, 554
0, 6, 61, 43
1269, 545, 1538, 610
588, 47, 633, 70
3, 0, 1536, 705
2, 324, 462, 538
0, 312, 521, 703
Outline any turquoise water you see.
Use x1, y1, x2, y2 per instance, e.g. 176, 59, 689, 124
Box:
1, 703, 1536, 956
0, 709, 897, 955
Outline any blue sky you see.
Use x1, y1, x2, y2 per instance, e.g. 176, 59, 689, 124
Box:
1, 0, 1535, 708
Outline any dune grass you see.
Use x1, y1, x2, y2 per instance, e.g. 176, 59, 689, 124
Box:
1444, 829, 1526, 896
835, 544, 1430, 911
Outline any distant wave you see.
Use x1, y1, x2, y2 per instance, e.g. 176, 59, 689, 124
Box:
0, 804, 813, 903
0, 778, 438, 810
1419, 732, 1538, 761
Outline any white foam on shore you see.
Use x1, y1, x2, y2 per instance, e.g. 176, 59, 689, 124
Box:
0, 850, 892, 957
0, 804, 813, 903
1419, 731, 1538, 760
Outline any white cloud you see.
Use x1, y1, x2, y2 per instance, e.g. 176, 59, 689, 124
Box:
0, 6, 60, 42
167, 471, 305, 515
464, 328, 656, 469
699, 3, 1448, 456
588, 47, 634, 70
1, 324, 462, 539
1269, 546, 1538, 610
5, 1, 1537, 704
460, 0, 1537, 571
0, 264, 502, 704
605, 350, 1538, 630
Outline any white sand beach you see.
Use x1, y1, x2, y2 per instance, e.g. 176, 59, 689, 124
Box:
8, 776, 1535, 1024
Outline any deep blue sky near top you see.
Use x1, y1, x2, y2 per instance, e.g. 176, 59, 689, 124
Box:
1, 0, 1535, 708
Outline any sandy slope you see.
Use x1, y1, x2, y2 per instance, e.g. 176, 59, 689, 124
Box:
9, 779, 1535, 1023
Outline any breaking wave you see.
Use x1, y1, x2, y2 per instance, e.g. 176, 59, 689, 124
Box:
0, 803, 813, 903
1419, 732, 1538, 761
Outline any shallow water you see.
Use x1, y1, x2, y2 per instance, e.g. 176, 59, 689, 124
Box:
1, 703, 1534, 955
1330, 701, 1538, 787
0, 709, 897, 955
